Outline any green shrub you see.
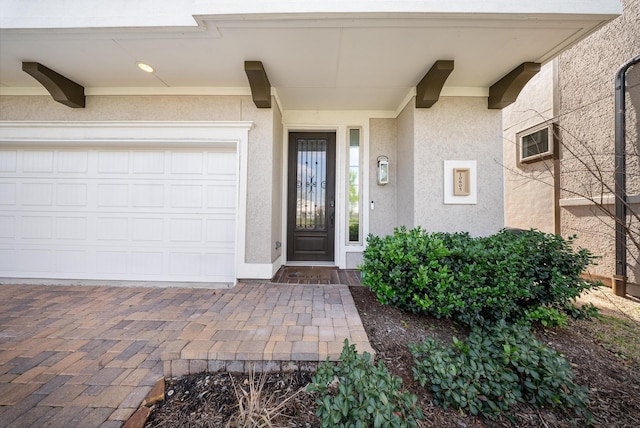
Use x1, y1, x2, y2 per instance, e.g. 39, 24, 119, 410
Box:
410, 322, 590, 420
525, 306, 568, 328
360, 227, 600, 326
359, 226, 453, 312
308, 340, 423, 428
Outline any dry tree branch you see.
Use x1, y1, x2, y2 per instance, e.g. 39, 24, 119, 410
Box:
226, 365, 306, 428
501, 108, 640, 261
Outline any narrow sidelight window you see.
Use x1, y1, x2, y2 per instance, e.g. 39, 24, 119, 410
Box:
348, 128, 361, 243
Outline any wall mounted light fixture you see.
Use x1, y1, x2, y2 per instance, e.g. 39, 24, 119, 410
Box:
377, 155, 389, 185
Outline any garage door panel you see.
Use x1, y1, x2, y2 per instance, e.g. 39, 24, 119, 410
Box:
205, 253, 236, 279
206, 184, 237, 209
206, 218, 235, 243
0, 147, 237, 283
97, 184, 129, 207
0, 216, 15, 238
23, 151, 54, 172
0, 183, 16, 204
170, 185, 203, 208
133, 151, 165, 174
170, 218, 202, 242
131, 252, 164, 275
55, 217, 87, 240
56, 183, 88, 206
98, 151, 129, 173
171, 152, 204, 174
96, 217, 129, 241
22, 183, 53, 205
0, 151, 18, 172
20, 249, 52, 272
54, 250, 87, 273
132, 184, 164, 207
22, 216, 53, 239
57, 151, 89, 173
170, 252, 202, 276
131, 218, 164, 242
96, 251, 129, 274
207, 152, 237, 175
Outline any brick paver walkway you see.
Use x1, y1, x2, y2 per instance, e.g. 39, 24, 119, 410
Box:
0, 282, 372, 427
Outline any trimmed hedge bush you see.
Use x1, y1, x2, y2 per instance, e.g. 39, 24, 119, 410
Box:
360, 227, 600, 327
308, 340, 423, 428
410, 322, 590, 420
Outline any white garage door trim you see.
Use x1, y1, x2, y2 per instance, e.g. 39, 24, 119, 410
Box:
0, 121, 252, 286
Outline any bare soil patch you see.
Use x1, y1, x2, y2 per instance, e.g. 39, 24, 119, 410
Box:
145, 286, 640, 427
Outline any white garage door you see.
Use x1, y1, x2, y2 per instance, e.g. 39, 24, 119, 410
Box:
0, 147, 237, 283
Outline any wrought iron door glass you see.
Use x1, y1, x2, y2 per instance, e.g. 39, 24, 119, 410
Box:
296, 138, 327, 231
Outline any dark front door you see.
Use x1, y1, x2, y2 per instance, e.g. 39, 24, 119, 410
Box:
287, 132, 336, 262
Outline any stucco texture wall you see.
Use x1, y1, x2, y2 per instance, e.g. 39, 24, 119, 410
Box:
502, 62, 556, 233
0, 95, 246, 121
396, 101, 415, 228
270, 101, 283, 263
0, 94, 280, 266
413, 97, 504, 236
557, 0, 640, 283
368, 118, 397, 237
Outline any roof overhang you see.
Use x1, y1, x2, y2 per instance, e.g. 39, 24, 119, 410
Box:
0, 0, 622, 112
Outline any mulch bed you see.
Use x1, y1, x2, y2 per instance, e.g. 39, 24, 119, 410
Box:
145, 286, 640, 427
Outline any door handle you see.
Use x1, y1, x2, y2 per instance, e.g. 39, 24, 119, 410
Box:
329, 200, 335, 226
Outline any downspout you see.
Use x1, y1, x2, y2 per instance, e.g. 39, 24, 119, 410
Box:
613, 54, 640, 296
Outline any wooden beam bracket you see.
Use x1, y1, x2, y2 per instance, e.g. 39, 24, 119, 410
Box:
22, 62, 85, 108
488, 62, 540, 109
416, 60, 454, 108
244, 61, 271, 108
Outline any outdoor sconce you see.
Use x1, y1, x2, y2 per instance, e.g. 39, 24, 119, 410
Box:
377, 155, 389, 185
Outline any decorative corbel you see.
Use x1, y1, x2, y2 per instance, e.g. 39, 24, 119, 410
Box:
22, 62, 85, 108
488, 62, 540, 109
416, 60, 454, 108
244, 61, 271, 108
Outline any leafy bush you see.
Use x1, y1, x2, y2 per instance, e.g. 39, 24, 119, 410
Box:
525, 306, 568, 328
360, 227, 600, 326
410, 322, 590, 420
308, 340, 423, 428
359, 226, 453, 312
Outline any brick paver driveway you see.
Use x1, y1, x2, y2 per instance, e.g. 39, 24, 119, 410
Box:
0, 282, 372, 427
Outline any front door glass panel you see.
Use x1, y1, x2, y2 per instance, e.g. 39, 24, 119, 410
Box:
296, 138, 327, 232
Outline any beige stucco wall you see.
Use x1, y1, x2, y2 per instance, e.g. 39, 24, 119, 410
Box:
0, 94, 280, 267
368, 118, 397, 237
413, 97, 504, 236
241, 99, 276, 264
270, 102, 283, 263
369, 97, 505, 238
396, 101, 415, 228
0, 95, 246, 121
557, 0, 639, 284
502, 62, 556, 233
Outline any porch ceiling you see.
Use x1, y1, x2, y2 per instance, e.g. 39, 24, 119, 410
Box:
0, 2, 621, 111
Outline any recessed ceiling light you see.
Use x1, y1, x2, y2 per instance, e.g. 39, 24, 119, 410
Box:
137, 62, 154, 73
